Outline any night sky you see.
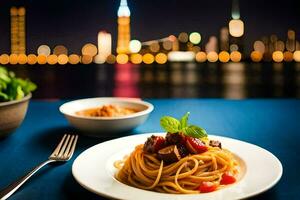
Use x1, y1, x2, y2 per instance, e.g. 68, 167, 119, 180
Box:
0, 0, 299, 54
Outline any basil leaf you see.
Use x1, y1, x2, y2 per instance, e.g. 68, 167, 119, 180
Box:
181, 125, 208, 138
160, 116, 181, 133
180, 112, 190, 129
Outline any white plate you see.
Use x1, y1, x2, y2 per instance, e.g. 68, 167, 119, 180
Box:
72, 133, 283, 200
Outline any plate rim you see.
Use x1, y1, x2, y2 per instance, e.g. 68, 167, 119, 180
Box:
72, 133, 283, 200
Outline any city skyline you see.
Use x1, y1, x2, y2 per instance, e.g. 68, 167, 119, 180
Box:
0, 0, 299, 54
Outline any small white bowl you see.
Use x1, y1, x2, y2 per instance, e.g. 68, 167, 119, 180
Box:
59, 97, 154, 137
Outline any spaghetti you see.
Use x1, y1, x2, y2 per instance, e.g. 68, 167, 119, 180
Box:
115, 143, 239, 194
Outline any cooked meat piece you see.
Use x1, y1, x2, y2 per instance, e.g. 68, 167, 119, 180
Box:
176, 143, 189, 158
209, 140, 222, 149
158, 145, 181, 164
165, 132, 185, 145
143, 135, 166, 153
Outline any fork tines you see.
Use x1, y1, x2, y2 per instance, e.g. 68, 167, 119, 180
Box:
49, 134, 78, 160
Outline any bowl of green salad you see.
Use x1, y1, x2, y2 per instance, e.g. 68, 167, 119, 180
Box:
0, 66, 36, 137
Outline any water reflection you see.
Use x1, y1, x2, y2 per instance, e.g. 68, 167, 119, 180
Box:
9, 62, 300, 99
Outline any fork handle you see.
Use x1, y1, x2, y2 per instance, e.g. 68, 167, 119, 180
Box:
0, 159, 55, 200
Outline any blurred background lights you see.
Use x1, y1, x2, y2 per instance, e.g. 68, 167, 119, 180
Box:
293, 51, 300, 62
253, 41, 265, 54
9, 54, 18, 65
178, 32, 189, 43
219, 51, 230, 63
149, 42, 160, 53
195, 51, 207, 62
37, 45, 51, 56
57, 54, 68, 65
47, 54, 58, 65
251, 51, 263, 62
229, 19, 244, 37
27, 54, 37, 65
143, 53, 154, 64
230, 51, 242, 62
207, 51, 218, 62
272, 51, 284, 62
97, 31, 112, 59
155, 53, 167, 64
130, 53, 142, 64
0, 54, 10, 65
53, 45, 68, 56
81, 55, 93, 64
106, 55, 116, 64
68, 54, 80, 65
94, 54, 106, 64
230, 44, 239, 52
116, 54, 129, 64
283, 51, 294, 62
129, 40, 141, 53
37, 54, 47, 64
189, 32, 201, 44
82, 43, 97, 57
17, 54, 27, 64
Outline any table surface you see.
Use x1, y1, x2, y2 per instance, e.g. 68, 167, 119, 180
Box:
1, 99, 300, 200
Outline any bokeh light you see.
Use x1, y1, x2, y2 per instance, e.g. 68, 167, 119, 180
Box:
81, 55, 93, 64
130, 53, 142, 64
293, 51, 300, 62
149, 42, 160, 53
53, 45, 68, 55
155, 53, 167, 64
94, 54, 106, 64
47, 54, 58, 65
106, 54, 116, 64
207, 51, 218, 62
143, 53, 154, 64
9, 54, 18, 65
0, 54, 10, 65
230, 44, 239, 52
272, 51, 284, 62
251, 51, 263, 62
229, 19, 244, 37
17, 54, 27, 64
37, 54, 47, 64
68, 54, 80, 65
162, 40, 172, 51
283, 51, 293, 62
27, 54, 37, 65
81, 43, 97, 57
178, 32, 189, 43
57, 54, 68, 65
230, 51, 242, 62
195, 51, 207, 62
116, 54, 129, 64
37, 45, 51, 56
219, 51, 230, 63
253, 41, 265, 54
189, 32, 201, 44
129, 40, 141, 53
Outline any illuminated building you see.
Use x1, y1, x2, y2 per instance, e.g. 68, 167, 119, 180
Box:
10, 7, 26, 54
117, 0, 131, 54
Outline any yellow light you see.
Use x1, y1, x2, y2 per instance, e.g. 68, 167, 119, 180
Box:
272, 51, 284, 63
178, 32, 189, 43
207, 51, 218, 62
106, 55, 116, 64
149, 42, 160, 53
283, 51, 293, 62
81, 55, 93, 64
250, 51, 263, 62
37, 55, 47, 64
219, 51, 230, 63
162, 40, 172, 50
130, 53, 142, 64
58, 54, 68, 65
129, 40, 141, 53
9, 54, 18, 65
230, 51, 242, 62
116, 54, 129, 64
293, 51, 300, 62
253, 41, 265, 54
195, 51, 207, 62
229, 19, 244, 37
47, 54, 58, 65
27, 54, 37, 65
189, 32, 201, 44
17, 54, 27, 64
0, 54, 10, 65
143, 53, 154, 64
155, 53, 167, 64
98, 31, 112, 58
68, 54, 80, 64
81, 43, 97, 57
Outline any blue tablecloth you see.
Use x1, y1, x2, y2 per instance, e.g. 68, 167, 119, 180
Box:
1, 99, 300, 200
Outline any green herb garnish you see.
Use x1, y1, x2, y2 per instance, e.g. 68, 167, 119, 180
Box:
0, 66, 37, 102
160, 112, 207, 138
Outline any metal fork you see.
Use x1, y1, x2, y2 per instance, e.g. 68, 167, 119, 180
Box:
0, 134, 78, 200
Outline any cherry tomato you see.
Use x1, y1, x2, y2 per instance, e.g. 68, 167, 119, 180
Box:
186, 136, 208, 154
221, 172, 236, 185
153, 136, 166, 152
199, 181, 217, 193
